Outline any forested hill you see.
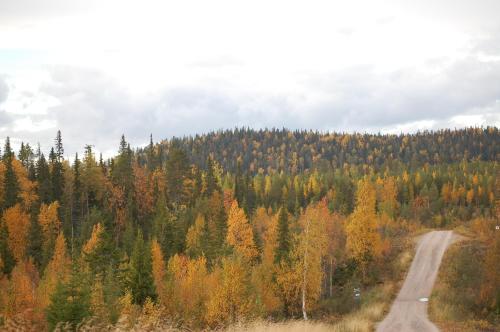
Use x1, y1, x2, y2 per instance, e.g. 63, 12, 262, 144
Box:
139, 127, 499, 174
0, 127, 498, 330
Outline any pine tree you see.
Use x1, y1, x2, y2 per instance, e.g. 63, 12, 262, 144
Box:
126, 230, 156, 305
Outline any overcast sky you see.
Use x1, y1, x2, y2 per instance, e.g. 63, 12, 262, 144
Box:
0, 0, 499, 158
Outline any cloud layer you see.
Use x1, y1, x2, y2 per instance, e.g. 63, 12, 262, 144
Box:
0, 0, 499, 157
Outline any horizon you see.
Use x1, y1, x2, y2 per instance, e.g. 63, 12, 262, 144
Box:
1, 125, 497, 161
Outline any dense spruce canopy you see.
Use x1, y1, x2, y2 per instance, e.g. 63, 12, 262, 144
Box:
137, 127, 499, 174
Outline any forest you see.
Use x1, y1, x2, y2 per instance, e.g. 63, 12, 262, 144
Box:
0, 127, 498, 331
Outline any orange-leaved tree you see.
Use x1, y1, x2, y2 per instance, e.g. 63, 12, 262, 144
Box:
226, 200, 258, 262
36, 232, 71, 316
167, 254, 208, 325
3, 204, 30, 262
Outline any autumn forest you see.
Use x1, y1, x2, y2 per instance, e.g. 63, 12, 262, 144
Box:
0, 127, 498, 331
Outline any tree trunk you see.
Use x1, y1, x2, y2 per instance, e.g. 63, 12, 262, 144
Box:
302, 218, 310, 321
330, 257, 334, 298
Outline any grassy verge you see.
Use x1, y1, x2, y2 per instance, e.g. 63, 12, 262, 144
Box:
429, 235, 498, 332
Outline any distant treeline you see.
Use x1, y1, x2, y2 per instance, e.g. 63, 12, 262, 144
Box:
137, 127, 499, 174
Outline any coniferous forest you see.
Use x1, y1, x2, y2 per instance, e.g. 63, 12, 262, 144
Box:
0, 127, 498, 331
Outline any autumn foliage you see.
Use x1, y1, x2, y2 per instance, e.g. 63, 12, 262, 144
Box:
0, 129, 497, 330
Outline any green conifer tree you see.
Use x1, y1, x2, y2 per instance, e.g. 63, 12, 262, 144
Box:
46, 265, 91, 331
26, 215, 43, 269
126, 230, 156, 305
274, 205, 291, 264
2, 137, 20, 210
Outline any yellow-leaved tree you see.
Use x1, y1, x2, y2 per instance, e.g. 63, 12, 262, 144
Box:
346, 177, 381, 281
186, 214, 206, 257
205, 257, 256, 327
167, 254, 208, 326
38, 201, 61, 247
295, 201, 329, 320
252, 208, 282, 314
82, 223, 104, 256
151, 239, 167, 306
226, 200, 258, 262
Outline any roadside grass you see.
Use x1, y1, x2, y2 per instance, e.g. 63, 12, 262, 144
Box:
429, 235, 498, 332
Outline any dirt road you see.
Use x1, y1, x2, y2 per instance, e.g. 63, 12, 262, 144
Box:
376, 231, 455, 332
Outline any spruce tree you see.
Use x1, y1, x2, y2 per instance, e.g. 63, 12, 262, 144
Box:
2, 137, 20, 210
36, 145, 52, 204
165, 142, 190, 206
84, 225, 118, 278
46, 265, 91, 331
72, 153, 82, 238
204, 156, 219, 197
112, 135, 134, 195
0, 222, 15, 274
147, 134, 156, 171
99, 153, 106, 175
275, 205, 291, 264
245, 173, 256, 216
26, 215, 43, 269
213, 199, 228, 257
49, 147, 64, 202
126, 230, 156, 305
234, 161, 244, 206
50, 131, 65, 202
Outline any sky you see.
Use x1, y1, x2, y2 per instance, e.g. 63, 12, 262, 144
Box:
0, 0, 499, 158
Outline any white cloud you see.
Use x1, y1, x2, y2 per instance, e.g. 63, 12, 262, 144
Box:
0, 0, 498, 156
12, 117, 56, 132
